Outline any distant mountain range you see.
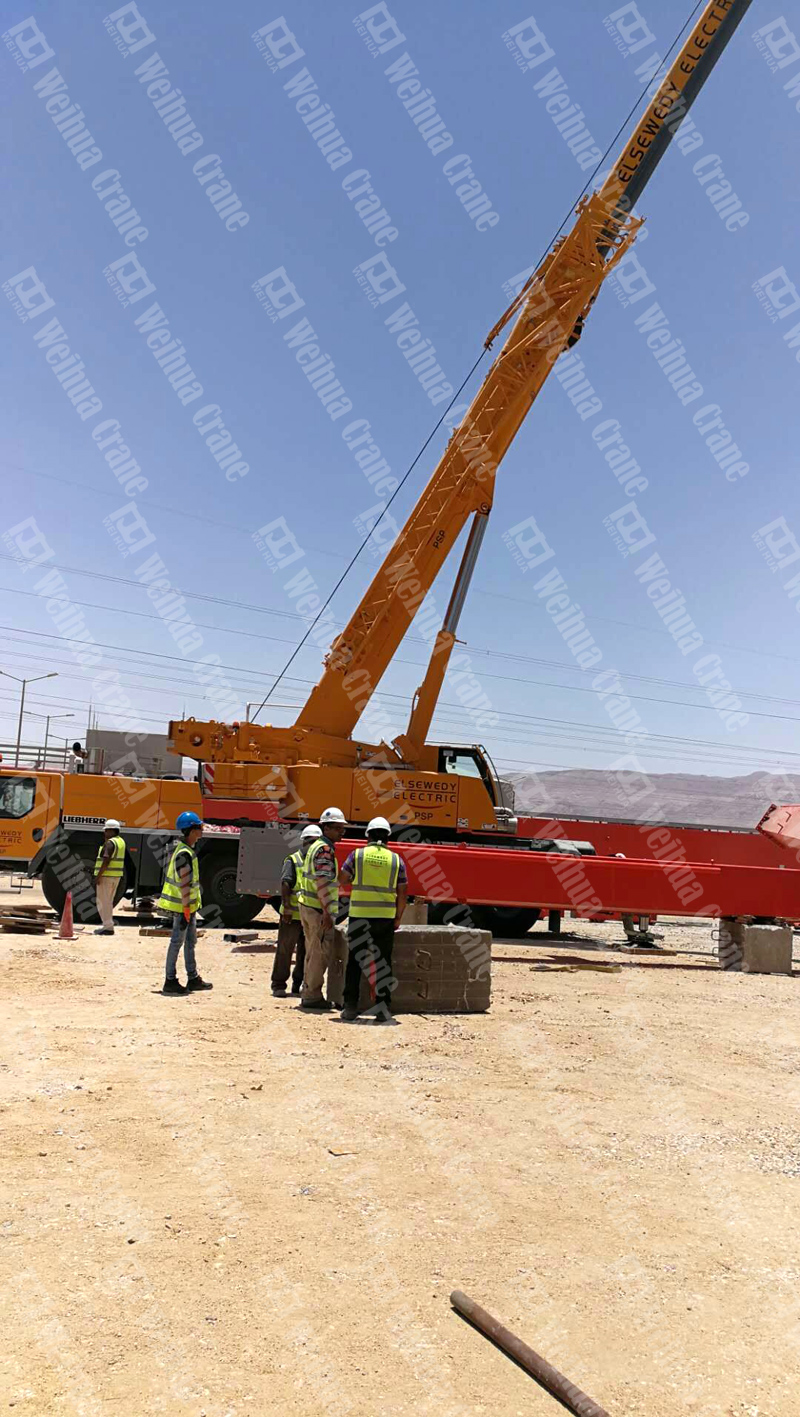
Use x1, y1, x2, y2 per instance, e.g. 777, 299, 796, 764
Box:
505, 770, 800, 830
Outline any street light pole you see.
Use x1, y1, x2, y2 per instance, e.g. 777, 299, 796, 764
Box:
0, 672, 59, 766
42, 713, 74, 767
15, 681, 26, 768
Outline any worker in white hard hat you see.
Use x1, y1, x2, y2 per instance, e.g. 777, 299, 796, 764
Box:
298, 806, 348, 1011
338, 816, 408, 1024
92, 819, 125, 936
271, 824, 322, 998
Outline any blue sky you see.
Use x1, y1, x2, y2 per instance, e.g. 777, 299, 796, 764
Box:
3, 0, 800, 781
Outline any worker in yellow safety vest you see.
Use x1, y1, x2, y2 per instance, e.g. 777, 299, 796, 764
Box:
298, 806, 348, 1011
93, 818, 126, 936
158, 811, 213, 996
271, 824, 322, 997
338, 816, 408, 1024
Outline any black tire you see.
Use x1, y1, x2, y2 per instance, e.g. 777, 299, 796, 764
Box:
41, 856, 129, 925
198, 853, 263, 928
473, 905, 541, 938
424, 902, 540, 938
425, 902, 452, 926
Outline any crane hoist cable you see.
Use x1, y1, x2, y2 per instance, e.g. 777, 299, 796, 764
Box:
251, 0, 707, 723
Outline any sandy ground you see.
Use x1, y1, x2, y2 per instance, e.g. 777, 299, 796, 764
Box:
1, 882, 800, 1417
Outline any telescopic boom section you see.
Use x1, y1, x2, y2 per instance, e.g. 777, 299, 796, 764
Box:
296, 0, 752, 744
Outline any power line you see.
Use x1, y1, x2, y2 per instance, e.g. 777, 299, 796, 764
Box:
3, 637, 800, 774
5, 473, 800, 672
3, 574, 799, 712
4, 623, 800, 730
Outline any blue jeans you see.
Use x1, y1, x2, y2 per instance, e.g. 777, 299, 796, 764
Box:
165, 912, 197, 980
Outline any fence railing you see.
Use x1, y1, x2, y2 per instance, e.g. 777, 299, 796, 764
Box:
0, 741, 72, 772
0, 744, 183, 777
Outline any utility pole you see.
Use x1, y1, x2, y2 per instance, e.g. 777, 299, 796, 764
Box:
0, 671, 59, 766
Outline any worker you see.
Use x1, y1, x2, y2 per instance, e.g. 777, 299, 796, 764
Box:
70, 741, 88, 773
298, 806, 348, 1011
92, 818, 125, 936
158, 810, 213, 996
271, 824, 322, 997
339, 816, 408, 1024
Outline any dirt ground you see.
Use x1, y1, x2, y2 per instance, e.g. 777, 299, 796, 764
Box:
2, 882, 799, 1417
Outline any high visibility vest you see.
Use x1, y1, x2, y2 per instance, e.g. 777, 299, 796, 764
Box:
348, 844, 400, 920
95, 835, 125, 879
288, 849, 303, 911
300, 833, 336, 912
158, 843, 201, 914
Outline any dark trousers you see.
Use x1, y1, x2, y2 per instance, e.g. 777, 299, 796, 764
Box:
271, 917, 306, 991
344, 916, 396, 1013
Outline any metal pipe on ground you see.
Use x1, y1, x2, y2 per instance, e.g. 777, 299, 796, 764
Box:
450, 1289, 610, 1417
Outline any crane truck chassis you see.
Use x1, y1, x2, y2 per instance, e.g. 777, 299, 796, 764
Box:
1, 765, 568, 932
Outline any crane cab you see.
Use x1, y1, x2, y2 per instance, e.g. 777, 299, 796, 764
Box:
0, 769, 62, 868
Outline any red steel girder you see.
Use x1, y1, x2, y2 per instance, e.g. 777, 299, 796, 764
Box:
334, 840, 800, 921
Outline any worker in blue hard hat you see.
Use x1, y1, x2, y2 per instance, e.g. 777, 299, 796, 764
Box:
158, 811, 212, 996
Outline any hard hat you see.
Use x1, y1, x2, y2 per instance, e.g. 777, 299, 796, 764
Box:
300, 824, 323, 840
319, 806, 347, 824
176, 810, 203, 832
104, 818, 121, 830
366, 816, 391, 835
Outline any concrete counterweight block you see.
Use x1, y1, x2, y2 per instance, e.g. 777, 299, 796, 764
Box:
358, 924, 492, 1013
719, 919, 794, 974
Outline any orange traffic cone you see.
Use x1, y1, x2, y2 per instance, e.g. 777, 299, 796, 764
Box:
58, 891, 75, 940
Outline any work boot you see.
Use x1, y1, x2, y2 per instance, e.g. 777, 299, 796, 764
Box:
162, 978, 187, 996
187, 975, 213, 991
271, 985, 287, 997
94, 927, 114, 936
300, 998, 331, 1011
340, 1006, 360, 1022
290, 983, 302, 996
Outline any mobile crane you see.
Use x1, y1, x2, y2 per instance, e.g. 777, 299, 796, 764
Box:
21, 0, 758, 930
171, 0, 754, 859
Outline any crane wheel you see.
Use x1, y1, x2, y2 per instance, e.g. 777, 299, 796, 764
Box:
198, 852, 263, 928
41, 853, 129, 925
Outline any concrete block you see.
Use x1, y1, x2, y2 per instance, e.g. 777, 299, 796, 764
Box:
719, 920, 793, 974
357, 924, 491, 1013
